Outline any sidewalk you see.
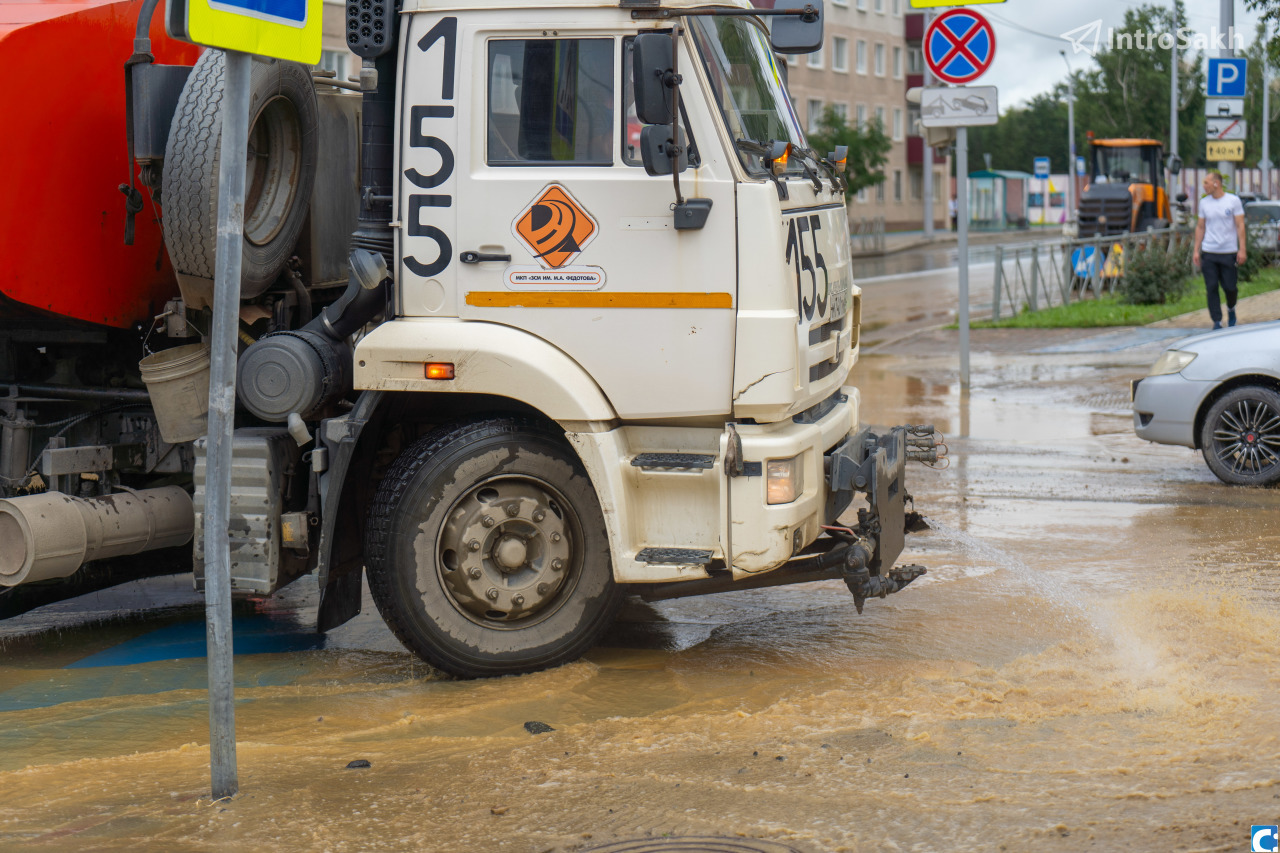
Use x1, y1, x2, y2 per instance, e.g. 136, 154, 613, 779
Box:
1147, 287, 1280, 329
852, 225, 1065, 259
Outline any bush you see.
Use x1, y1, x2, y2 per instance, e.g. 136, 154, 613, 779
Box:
1117, 240, 1193, 305
1239, 241, 1270, 283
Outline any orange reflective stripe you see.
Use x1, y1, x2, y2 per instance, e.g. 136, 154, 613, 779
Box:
465, 292, 733, 309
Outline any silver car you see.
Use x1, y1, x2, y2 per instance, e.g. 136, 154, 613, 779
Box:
1133, 323, 1280, 486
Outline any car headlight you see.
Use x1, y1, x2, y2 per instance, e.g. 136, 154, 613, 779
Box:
766, 456, 804, 505
1147, 350, 1197, 376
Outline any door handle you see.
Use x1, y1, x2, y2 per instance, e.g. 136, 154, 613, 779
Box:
460, 251, 511, 264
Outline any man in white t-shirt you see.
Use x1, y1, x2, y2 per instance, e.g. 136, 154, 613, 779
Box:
1192, 171, 1246, 329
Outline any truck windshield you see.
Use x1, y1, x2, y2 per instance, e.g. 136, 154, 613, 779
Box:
1094, 146, 1156, 185
689, 15, 807, 176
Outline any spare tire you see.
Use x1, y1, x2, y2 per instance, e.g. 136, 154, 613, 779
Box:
163, 50, 319, 300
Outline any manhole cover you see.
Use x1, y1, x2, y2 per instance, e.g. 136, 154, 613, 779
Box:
581, 838, 805, 853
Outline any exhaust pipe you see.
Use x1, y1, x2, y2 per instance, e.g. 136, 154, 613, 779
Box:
0, 487, 194, 587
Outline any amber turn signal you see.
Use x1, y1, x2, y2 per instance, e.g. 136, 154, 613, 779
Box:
425, 362, 455, 380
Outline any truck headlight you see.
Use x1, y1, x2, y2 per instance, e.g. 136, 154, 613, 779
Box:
766, 456, 803, 505
1147, 350, 1197, 376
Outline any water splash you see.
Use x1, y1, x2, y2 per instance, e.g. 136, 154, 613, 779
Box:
920, 516, 1099, 630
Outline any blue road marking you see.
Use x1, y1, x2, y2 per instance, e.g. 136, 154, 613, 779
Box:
67, 616, 323, 668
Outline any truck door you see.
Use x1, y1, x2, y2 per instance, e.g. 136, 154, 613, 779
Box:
399, 13, 738, 420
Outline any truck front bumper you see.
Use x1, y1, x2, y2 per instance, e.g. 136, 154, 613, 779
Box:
723, 389, 939, 579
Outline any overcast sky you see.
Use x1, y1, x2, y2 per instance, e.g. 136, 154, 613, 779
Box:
974, 0, 1266, 109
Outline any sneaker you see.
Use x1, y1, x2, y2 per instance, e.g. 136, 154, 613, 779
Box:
1213, 322, 1222, 330
1228, 309, 1237, 327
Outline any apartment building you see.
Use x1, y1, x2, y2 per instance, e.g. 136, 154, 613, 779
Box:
777, 0, 946, 231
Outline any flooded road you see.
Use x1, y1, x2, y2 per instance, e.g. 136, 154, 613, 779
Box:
2, 272, 1279, 851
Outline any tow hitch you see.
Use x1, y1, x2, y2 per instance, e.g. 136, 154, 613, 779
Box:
823, 423, 944, 611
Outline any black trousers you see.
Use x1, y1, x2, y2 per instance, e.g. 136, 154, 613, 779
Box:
1201, 252, 1239, 323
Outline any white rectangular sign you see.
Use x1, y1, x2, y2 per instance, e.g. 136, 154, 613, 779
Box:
1207, 119, 1247, 141
919, 86, 999, 128
1205, 97, 1245, 118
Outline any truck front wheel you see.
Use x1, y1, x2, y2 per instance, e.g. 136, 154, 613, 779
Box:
364, 418, 623, 677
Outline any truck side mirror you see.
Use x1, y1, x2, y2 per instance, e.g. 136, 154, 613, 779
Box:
1167, 154, 1183, 176
640, 125, 688, 176
770, 1, 824, 55
633, 33, 676, 126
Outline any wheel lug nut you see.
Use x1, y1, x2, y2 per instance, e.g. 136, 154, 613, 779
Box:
533, 509, 545, 522
486, 588, 499, 601
512, 594, 525, 606
537, 583, 549, 594
551, 558, 564, 571
505, 503, 520, 517
481, 516, 495, 528
469, 540, 482, 552
468, 568, 482, 580
551, 532, 561, 543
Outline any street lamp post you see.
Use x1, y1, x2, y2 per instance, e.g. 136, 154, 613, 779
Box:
1060, 51, 1076, 234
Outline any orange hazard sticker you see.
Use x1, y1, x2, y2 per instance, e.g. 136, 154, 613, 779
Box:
512, 185, 598, 269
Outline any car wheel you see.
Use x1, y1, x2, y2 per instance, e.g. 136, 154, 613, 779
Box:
364, 417, 623, 677
1199, 386, 1280, 486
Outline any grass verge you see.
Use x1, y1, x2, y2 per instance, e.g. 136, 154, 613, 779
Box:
971, 267, 1280, 329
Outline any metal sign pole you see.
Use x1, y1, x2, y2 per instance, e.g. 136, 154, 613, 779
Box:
205, 48, 252, 800
957, 125, 970, 394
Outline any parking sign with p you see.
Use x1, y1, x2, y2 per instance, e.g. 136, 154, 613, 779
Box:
1207, 58, 1248, 98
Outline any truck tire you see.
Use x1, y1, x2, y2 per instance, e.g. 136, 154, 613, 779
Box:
1200, 385, 1280, 486
163, 50, 318, 299
365, 418, 624, 677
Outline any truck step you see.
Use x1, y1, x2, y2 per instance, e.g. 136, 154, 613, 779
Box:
637, 547, 715, 565
630, 453, 716, 470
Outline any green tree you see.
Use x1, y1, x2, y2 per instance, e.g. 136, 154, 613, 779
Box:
806, 106, 891, 198
966, 2, 1205, 173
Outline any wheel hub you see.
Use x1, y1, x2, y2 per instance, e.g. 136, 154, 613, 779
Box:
438, 480, 574, 622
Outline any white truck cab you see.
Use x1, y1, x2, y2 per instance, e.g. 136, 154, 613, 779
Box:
320, 0, 940, 675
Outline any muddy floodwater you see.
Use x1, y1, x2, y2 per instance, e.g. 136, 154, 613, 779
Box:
2, 332, 1280, 852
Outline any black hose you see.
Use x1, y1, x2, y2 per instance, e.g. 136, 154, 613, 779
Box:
14, 384, 151, 404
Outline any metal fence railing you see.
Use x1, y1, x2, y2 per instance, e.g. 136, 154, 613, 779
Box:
850, 216, 886, 254
991, 227, 1195, 320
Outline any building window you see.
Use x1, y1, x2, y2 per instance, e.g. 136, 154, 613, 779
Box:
833, 0, 847, 6
807, 45, 824, 69
892, 0, 901, 14
832, 103, 849, 124
832, 36, 849, 73
874, 0, 884, 12
856, 104, 867, 128
807, 98, 824, 134
874, 43, 885, 76
908, 47, 924, 74
875, 106, 886, 130
893, 108, 903, 140
894, 169, 902, 202
855, 0, 866, 9
911, 168, 922, 200
908, 105, 921, 137
893, 46, 902, 78
857, 187, 868, 203
487, 38, 615, 165
319, 49, 348, 84
876, 181, 885, 203
856, 40, 867, 74
785, 54, 798, 67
